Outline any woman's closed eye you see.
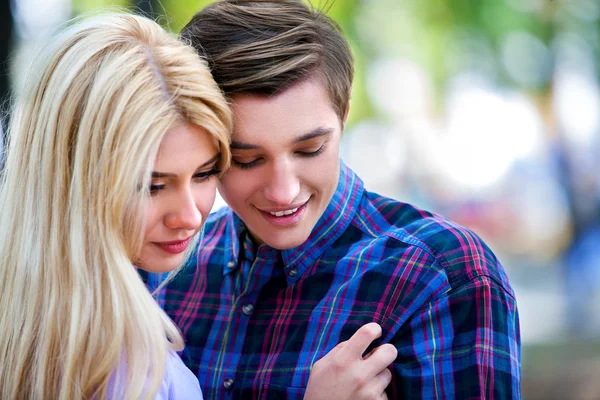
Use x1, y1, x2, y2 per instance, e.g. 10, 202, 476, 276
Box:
193, 169, 219, 182
148, 169, 218, 194
149, 182, 165, 194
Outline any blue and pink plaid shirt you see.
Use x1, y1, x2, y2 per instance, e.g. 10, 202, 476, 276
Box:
144, 161, 521, 399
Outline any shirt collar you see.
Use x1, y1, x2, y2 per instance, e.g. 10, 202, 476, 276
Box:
223, 160, 364, 282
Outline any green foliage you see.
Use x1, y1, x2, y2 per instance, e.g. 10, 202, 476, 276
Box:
71, 0, 597, 100
73, 0, 129, 14
158, 0, 214, 33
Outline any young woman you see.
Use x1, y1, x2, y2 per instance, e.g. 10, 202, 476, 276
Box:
0, 13, 396, 400
0, 13, 231, 399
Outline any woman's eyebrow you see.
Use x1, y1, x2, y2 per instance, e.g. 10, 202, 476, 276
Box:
152, 153, 220, 177
197, 153, 220, 168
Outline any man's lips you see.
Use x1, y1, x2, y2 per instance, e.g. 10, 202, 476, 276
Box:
153, 236, 193, 255
257, 200, 310, 216
256, 200, 309, 227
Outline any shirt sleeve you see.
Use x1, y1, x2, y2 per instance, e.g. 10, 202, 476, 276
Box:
388, 275, 521, 399
155, 351, 203, 400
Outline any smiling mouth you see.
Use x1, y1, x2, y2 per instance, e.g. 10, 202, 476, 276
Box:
257, 200, 309, 227
268, 207, 299, 217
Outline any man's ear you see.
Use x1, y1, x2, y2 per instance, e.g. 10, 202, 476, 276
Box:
342, 101, 350, 129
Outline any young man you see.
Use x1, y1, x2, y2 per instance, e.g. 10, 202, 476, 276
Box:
150, 1, 521, 398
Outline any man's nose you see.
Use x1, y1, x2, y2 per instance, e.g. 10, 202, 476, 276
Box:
263, 159, 300, 206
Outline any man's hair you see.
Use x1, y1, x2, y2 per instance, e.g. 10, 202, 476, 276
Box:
181, 0, 354, 122
0, 12, 230, 399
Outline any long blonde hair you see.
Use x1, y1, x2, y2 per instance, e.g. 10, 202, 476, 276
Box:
0, 13, 231, 399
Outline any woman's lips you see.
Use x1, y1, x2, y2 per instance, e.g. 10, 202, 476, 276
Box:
153, 237, 192, 254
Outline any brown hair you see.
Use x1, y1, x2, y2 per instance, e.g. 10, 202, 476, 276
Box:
181, 0, 354, 122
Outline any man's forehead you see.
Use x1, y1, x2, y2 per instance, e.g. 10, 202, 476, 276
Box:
230, 76, 333, 109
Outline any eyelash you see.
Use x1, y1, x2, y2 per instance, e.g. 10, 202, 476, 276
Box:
298, 145, 326, 158
231, 159, 260, 170
149, 184, 164, 193
232, 145, 326, 170
149, 169, 219, 194
194, 169, 219, 182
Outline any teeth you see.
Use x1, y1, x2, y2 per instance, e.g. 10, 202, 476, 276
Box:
269, 207, 298, 217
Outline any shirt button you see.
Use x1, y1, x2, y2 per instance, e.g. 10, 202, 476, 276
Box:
223, 378, 234, 391
288, 268, 297, 277
226, 261, 235, 269
242, 303, 254, 316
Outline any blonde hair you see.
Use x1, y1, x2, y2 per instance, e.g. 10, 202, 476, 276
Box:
0, 12, 231, 399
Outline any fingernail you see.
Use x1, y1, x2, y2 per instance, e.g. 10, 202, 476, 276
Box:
367, 322, 381, 335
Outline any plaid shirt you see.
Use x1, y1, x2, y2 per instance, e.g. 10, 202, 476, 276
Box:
143, 161, 521, 399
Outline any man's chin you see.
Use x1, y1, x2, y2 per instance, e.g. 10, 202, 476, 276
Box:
263, 233, 311, 251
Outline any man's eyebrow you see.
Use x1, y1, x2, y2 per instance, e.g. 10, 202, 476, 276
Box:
230, 127, 334, 150
152, 153, 220, 178
230, 141, 261, 150
294, 127, 334, 143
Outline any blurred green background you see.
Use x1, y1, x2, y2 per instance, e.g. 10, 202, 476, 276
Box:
2, 0, 600, 398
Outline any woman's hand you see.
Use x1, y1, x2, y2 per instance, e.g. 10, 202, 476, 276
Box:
304, 323, 397, 400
